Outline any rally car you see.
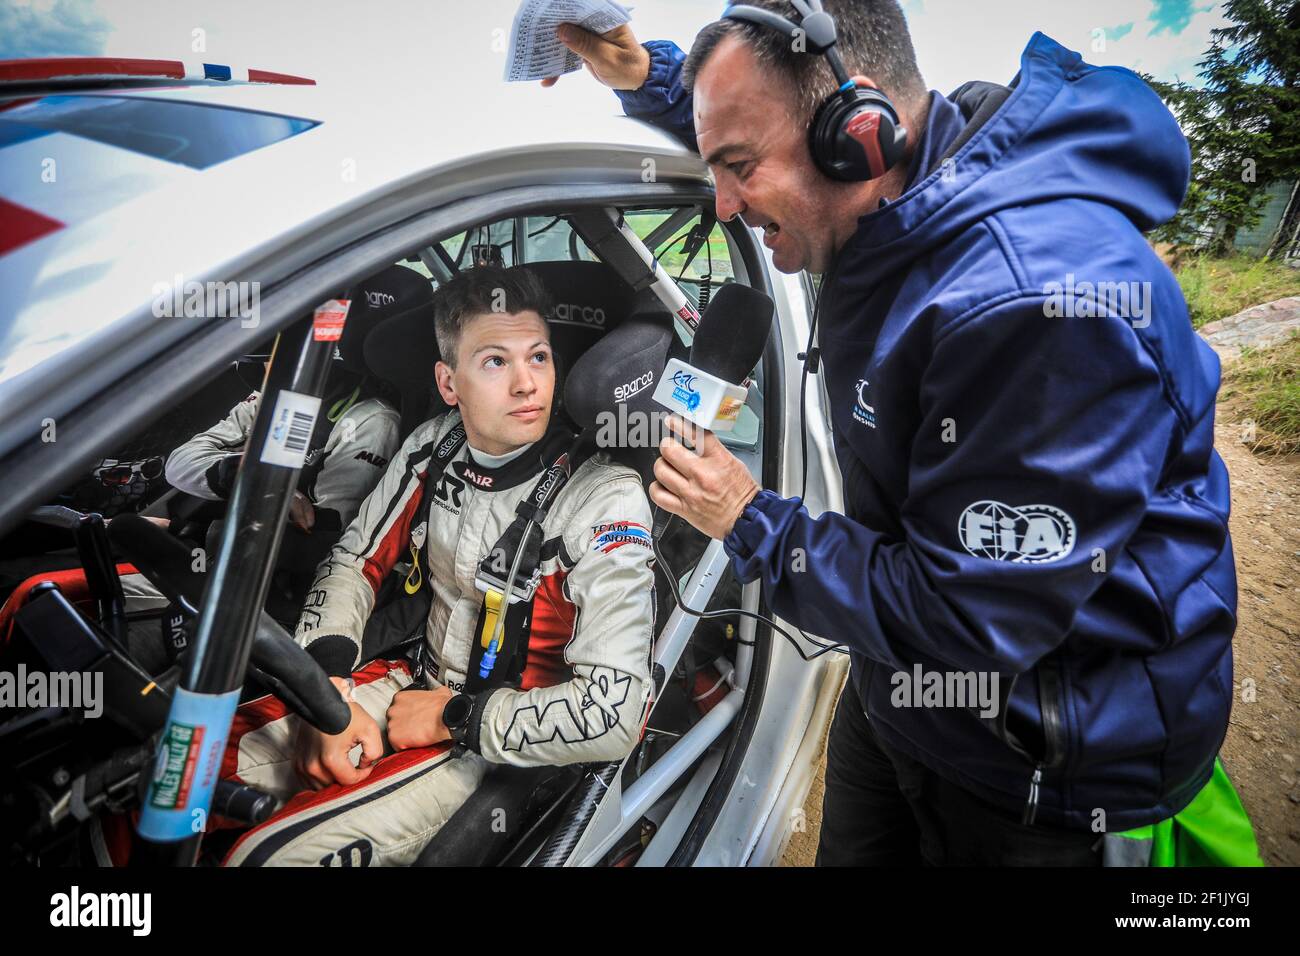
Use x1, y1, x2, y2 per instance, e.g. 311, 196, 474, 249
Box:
0, 54, 847, 867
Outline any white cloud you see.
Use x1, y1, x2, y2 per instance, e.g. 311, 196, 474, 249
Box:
0, 0, 112, 59
903, 0, 1230, 93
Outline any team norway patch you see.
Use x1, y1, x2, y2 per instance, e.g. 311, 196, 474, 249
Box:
590, 521, 651, 553
958, 500, 1076, 564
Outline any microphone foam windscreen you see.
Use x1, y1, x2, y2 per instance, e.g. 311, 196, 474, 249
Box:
689, 283, 775, 385
564, 319, 673, 432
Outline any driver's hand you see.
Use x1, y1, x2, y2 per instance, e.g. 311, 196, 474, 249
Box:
288, 491, 315, 532
541, 24, 650, 90
294, 685, 383, 789
386, 687, 454, 751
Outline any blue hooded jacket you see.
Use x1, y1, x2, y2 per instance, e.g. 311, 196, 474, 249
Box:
618, 33, 1236, 830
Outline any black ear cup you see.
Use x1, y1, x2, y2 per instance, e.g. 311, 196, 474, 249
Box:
809, 86, 908, 182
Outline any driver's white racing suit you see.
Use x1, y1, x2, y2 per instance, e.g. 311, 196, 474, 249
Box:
218, 410, 656, 866
164, 390, 400, 527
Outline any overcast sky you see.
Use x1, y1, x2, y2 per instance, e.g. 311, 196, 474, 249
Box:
1, 0, 1230, 102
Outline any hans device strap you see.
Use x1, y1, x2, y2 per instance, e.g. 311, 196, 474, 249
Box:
724, 1, 908, 181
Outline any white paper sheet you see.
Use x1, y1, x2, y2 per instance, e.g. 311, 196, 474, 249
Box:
505, 0, 634, 82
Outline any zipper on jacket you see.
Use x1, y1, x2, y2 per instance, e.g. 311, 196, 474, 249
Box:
1022, 762, 1043, 825
1021, 656, 1066, 825
1037, 656, 1067, 770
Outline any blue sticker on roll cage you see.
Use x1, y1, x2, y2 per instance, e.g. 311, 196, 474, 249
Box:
137, 687, 240, 842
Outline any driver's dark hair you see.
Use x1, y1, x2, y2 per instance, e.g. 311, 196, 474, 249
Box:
433, 264, 553, 368
682, 1, 927, 125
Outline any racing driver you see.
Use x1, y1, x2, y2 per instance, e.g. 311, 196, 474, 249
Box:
217, 264, 656, 866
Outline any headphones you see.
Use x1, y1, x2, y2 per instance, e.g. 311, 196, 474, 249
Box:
723, 1, 908, 181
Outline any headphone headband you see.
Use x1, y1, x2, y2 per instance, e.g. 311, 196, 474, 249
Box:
721, 2, 907, 181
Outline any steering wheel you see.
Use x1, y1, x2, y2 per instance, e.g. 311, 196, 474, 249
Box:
105, 512, 351, 734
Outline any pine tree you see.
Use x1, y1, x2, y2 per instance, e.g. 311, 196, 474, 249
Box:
1147, 0, 1300, 256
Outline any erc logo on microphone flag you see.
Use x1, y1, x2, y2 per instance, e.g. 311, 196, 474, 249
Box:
959, 500, 1076, 564
669, 369, 702, 412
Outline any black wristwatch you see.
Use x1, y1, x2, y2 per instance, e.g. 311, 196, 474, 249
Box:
442, 692, 475, 743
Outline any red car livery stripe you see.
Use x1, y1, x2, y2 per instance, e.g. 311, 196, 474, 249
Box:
0, 57, 186, 82
0, 197, 63, 256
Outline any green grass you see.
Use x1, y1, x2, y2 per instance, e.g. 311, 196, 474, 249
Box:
623, 213, 732, 280
1219, 332, 1300, 456
1175, 253, 1300, 329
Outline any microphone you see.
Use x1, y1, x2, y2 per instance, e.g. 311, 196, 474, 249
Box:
652, 283, 775, 433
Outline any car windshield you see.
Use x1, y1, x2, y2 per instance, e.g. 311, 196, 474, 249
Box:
3, 94, 318, 169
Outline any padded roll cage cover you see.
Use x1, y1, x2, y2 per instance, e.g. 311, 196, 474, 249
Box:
565, 209, 657, 293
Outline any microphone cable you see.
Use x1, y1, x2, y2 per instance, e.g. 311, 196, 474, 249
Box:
798, 268, 831, 506
650, 508, 846, 662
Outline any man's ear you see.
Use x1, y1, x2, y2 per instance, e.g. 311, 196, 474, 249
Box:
433, 360, 458, 407
849, 75, 880, 92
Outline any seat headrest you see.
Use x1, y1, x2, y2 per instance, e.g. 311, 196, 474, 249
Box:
341, 264, 433, 376
524, 260, 636, 374
564, 317, 674, 484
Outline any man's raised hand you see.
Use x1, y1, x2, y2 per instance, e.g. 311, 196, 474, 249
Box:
540, 23, 650, 90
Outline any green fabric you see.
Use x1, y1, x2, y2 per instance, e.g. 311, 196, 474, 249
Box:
327, 386, 360, 423
1109, 759, 1264, 866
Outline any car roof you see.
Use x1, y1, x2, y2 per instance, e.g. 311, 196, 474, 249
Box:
0, 76, 708, 400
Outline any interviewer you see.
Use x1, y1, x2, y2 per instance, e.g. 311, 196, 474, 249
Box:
547, 1, 1240, 866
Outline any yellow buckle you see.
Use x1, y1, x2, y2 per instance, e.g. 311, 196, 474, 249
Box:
404, 541, 423, 595
479, 588, 504, 649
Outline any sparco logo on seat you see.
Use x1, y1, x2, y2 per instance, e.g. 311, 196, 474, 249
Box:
553, 303, 605, 326
615, 370, 654, 402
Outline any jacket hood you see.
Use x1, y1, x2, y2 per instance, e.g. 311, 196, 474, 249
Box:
838, 32, 1191, 283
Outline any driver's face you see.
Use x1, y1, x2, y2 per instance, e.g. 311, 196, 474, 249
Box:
433, 310, 554, 456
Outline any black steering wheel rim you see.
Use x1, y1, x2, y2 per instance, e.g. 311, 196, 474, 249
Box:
105, 513, 351, 734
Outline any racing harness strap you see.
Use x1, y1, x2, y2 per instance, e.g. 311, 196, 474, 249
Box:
403, 422, 469, 596
466, 437, 579, 692
403, 422, 585, 694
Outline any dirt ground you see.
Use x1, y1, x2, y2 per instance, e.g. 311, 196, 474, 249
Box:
780, 410, 1299, 868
